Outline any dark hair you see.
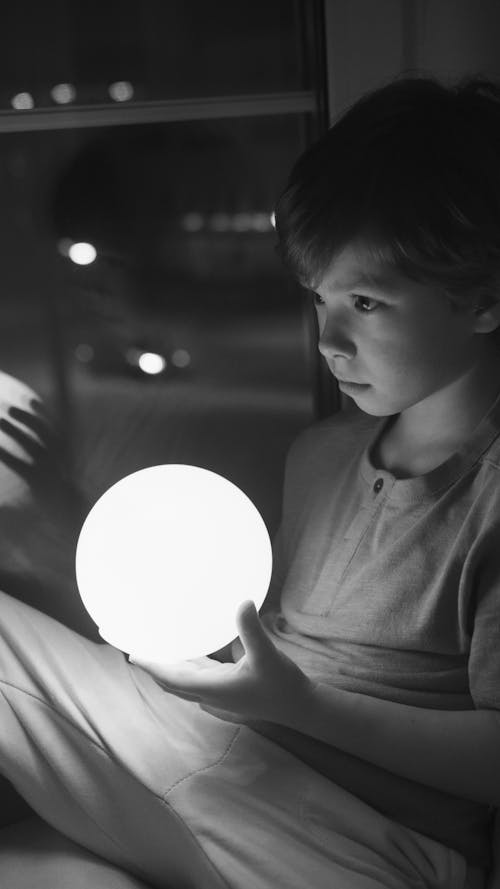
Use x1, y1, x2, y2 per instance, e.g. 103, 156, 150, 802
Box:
275, 76, 500, 308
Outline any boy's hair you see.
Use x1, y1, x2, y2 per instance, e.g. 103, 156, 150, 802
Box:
275, 76, 500, 309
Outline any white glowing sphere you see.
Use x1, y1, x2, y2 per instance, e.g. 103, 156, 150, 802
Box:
68, 242, 97, 265
75, 465, 272, 663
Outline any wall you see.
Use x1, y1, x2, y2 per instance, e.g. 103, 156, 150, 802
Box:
324, 0, 500, 122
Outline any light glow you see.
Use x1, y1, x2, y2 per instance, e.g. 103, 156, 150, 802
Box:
109, 81, 134, 102
232, 213, 253, 232
137, 352, 166, 375
51, 83, 76, 104
57, 238, 72, 257
11, 92, 34, 110
68, 242, 97, 265
252, 212, 271, 232
171, 349, 191, 368
210, 213, 231, 232
182, 212, 204, 232
75, 465, 272, 663
182, 212, 274, 233
75, 344, 94, 363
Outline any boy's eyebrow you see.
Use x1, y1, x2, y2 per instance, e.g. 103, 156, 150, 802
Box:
328, 272, 397, 293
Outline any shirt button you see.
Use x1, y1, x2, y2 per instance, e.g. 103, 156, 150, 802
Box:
373, 478, 384, 493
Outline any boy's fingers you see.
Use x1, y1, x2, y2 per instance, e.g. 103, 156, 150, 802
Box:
129, 656, 233, 697
130, 660, 203, 697
236, 600, 276, 664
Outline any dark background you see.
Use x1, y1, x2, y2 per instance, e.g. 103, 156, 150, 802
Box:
0, 0, 331, 540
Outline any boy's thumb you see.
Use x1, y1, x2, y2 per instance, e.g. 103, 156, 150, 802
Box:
236, 600, 275, 661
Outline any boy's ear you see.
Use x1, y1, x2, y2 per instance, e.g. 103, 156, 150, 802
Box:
473, 300, 500, 334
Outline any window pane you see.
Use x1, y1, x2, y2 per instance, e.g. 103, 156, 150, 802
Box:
0, 114, 315, 534
1, 1, 316, 108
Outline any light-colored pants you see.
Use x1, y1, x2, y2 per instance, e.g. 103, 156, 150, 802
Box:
0, 591, 477, 889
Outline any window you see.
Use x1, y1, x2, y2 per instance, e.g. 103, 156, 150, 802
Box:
0, 1, 330, 534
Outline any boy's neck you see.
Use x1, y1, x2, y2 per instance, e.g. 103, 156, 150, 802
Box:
372, 351, 500, 479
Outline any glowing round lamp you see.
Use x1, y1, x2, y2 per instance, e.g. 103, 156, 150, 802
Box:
75, 465, 272, 663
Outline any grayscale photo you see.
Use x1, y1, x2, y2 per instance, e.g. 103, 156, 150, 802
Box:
0, 3, 499, 888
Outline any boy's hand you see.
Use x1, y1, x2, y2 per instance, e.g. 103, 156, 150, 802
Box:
130, 601, 312, 727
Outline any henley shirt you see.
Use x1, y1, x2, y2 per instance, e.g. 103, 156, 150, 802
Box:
255, 394, 500, 868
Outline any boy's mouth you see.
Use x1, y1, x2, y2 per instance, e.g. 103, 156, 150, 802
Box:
336, 376, 368, 388
337, 379, 370, 393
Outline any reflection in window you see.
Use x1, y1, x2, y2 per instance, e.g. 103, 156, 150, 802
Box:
1, 1, 315, 107
0, 1, 326, 533
0, 113, 318, 532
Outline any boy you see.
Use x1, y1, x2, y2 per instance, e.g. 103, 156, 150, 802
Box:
1, 76, 499, 889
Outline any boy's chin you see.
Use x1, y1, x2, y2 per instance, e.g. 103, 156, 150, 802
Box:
344, 390, 392, 417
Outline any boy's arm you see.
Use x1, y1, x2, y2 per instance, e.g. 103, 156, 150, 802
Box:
246, 720, 476, 846
281, 678, 500, 808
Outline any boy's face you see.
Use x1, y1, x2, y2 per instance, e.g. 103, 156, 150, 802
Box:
312, 241, 492, 417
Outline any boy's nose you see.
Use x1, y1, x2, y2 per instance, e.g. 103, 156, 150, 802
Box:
318, 322, 356, 361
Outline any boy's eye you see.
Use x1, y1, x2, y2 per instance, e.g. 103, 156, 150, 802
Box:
311, 292, 381, 312
352, 294, 380, 313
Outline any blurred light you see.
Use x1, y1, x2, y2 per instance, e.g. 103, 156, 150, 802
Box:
50, 83, 76, 104
11, 92, 34, 110
75, 344, 94, 363
183, 212, 274, 235
137, 352, 166, 375
171, 348, 191, 368
251, 212, 272, 232
182, 212, 204, 232
270, 211, 276, 229
108, 81, 134, 102
68, 242, 97, 265
210, 213, 231, 232
57, 237, 73, 257
232, 213, 253, 232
